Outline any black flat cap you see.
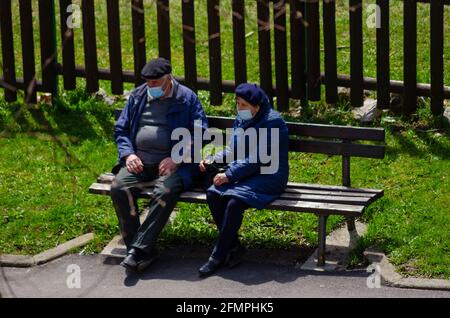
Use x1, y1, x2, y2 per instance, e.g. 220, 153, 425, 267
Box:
141, 58, 172, 80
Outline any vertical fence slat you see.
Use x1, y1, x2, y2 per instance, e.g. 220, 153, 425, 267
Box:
39, 0, 58, 95
207, 0, 222, 105
131, 0, 146, 86
19, 0, 37, 103
157, 0, 171, 61
232, 0, 247, 85
430, 0, 444, 115
59, 0, 76, 90
306, 0, 321, 101
107, 0, 123, 94
257, 0, 273, 103
289, 0, 306, 100
323, 0, 338, 105
403, 0, 417, 114
349, 0, 363, 107
81, 0, 99, 93
376, 0, 390, 109
273, 0, 289, 111
0, 0, 16, 102
182, 0, 197, 92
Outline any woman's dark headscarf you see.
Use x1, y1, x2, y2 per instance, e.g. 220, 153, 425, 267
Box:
235, 83, 272, 124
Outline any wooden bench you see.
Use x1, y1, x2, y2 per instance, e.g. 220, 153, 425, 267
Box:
89, 111, 385, 266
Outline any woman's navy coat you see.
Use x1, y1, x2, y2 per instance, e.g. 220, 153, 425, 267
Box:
208, 97, 289, 209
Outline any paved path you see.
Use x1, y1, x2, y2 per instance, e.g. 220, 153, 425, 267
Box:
1, 253, 449, 298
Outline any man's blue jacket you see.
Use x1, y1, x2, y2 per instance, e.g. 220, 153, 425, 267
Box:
112, 80, 208, 189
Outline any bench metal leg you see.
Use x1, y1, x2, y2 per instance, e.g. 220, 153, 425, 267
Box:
317, 215, 328, 266
346, 217, 356, 232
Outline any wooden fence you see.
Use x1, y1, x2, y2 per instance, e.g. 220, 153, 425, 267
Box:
0, 0, 448, 115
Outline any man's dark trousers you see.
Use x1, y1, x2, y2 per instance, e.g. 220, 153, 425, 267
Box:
110, 165, 184, 253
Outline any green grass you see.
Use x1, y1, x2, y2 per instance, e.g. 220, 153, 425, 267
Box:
0, 89, 449, 279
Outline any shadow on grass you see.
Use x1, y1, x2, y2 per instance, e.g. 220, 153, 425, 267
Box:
385, 128, 450, 160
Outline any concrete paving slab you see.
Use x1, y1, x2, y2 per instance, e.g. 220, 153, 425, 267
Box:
101, 209, 177, 258
1, 253, 449, 298
300, 221, 367, 272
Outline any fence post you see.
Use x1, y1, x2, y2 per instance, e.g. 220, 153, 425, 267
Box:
39, 0, 58, 96
207, 0, 223, 105
376, 0, 390, 109
349, 0, 364, 107
430, 0, 444, 116
323, 0, 338, 105
107, 0, 124, 94
59, 0, 76, 91
81, 0, 99, 93
257, 0, 273, 104
157, 0, 171, 61
306, 0, 321, 102
132, 0, 146, 87
232, 0, 247, 86
273, 0, 289, 111
182, 0, 198, 92
403, 0, 417, 114
290, 0, 306, 101
19, 0, 37, 103
0, 0, 17, 102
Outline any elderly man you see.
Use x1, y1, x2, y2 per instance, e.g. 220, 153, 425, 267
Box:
111, 58, 208, 271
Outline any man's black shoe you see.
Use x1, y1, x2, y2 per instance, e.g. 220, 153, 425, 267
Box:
198, 257, 223, 277
120, 248, 139, 271
120, 248, 157, 272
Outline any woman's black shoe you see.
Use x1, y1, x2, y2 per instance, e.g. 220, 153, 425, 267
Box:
198, 257, 223, 277
225, 242, 246, 268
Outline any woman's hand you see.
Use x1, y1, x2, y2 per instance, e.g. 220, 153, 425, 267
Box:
199, 159, 210, 172
213, 173, 229, 186
126, 154, 144, 174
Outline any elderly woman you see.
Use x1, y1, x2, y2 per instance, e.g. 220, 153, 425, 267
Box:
198, 83, 289, 277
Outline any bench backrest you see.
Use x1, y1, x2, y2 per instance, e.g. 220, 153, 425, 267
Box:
114, 109, 385, 187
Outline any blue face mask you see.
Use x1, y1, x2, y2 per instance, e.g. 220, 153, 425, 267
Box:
147, 85, 165, 99
237, 109, 253, 121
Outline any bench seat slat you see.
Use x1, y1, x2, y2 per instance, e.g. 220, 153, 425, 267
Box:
267, 199, 364, 216
89, 183, 365, 216
140, 187, 373, 206
94, 173, 383, 205
97, 173, 383, 195
283, 187, 375, 197
278, 193, 372, 205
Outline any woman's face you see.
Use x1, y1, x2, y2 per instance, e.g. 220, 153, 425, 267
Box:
236, 97, 260, 116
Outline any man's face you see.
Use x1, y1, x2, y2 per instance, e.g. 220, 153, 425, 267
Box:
146, 74, 170, 89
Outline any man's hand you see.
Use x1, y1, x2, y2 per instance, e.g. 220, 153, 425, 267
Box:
213, 173, 229, 186
199, 159, 211, 172
125, 154, 144, 174
159, 157, 178, 176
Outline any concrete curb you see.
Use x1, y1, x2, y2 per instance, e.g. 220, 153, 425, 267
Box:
0, 233, 94, 268
364, 247, 450, 291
